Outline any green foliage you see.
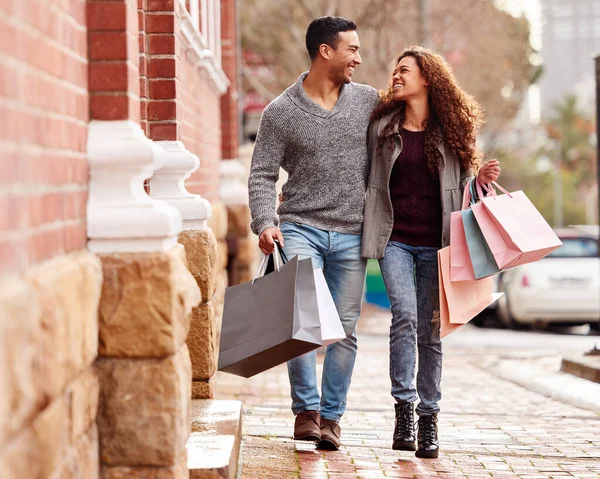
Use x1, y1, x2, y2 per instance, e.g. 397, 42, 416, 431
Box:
487, 152, 591, 228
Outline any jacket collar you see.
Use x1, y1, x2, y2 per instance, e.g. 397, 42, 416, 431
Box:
375, 111, 447, 166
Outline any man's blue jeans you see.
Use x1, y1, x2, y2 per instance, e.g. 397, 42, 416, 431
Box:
379, 241, 442, 416
280, 222, 367, 422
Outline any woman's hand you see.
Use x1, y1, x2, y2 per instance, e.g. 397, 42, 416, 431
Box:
478, 159, 501, 184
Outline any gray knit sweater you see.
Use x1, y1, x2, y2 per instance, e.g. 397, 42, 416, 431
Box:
248, 72, 380, 236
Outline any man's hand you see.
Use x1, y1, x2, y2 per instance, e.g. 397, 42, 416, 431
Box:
259, 227, 285, 255
478, 159, 501, 184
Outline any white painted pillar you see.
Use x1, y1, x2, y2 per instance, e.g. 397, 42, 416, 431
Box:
219, 159, 248, 206
150, 141, 212, 231
87, 120, 183, 253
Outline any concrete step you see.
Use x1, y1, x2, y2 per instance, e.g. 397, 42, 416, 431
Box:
187, 399, 243, 479
561, 354, 600, 384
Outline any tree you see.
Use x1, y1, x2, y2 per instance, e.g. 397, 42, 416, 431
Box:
545, 94, 597, 224
486, 147, 588, 228
240, 0, 535, 134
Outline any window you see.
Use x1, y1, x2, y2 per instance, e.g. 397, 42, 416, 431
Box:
189, 0, 199, 31
207, 0, 221, 65
547, 237, 599, 258
553, 19, 574, 40
199, 0, 220, 64
551, 4, 573, 18
180, 0, 221, 63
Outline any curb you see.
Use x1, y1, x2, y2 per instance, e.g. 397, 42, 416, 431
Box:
561, 355, 600, 384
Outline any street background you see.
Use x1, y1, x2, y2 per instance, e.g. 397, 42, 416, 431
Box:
216, 306, 600, 479
226, 0, 600, 477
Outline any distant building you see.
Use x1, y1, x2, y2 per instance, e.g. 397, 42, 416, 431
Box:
539, 0, 600, 116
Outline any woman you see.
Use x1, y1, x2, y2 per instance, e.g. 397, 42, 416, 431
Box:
361, 46, 500, 458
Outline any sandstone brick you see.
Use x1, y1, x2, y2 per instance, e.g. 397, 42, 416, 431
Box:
208, 201, 228, 241
216, 271, 228, 303
235, 236, 258, 269
25, 252, 102, 401
178, 229, 218, 303
75, 424, 100, 479
32, 393, 71, 478
214, 310, 223, 353
0, 427, 42, 478
226, 204, 251, 237
187, 302, 217, 380
96, 345, 192, 467
236, 267, 254, 285
191, 378, 215, 399
59, 424, 100, 479
0, 276, 42, 447
67, 367, 100, 441
101, 452, 188, 479
99, 245, 200, 358
213, 271, 227, 334
217, 240, 228, 272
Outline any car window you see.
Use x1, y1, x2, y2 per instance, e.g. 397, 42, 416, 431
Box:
547, 237, 599, 258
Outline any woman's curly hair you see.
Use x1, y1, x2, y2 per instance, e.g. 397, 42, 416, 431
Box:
371, 46, 484, 174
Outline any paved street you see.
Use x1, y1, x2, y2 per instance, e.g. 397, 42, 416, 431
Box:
216, 306, 600, 479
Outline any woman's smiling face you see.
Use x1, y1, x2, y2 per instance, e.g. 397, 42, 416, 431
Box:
392, 55, 429, 101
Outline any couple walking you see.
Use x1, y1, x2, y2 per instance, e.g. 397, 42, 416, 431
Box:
248, 16, 501, 458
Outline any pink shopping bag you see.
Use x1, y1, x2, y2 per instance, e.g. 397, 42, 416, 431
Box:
449, 182, 476, 281
438, 247, 503, 338
470, 179, 562, 269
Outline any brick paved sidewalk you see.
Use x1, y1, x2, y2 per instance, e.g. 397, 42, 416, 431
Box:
216, 306, 600, 479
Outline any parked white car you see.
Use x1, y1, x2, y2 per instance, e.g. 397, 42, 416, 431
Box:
496, 228, 600, 330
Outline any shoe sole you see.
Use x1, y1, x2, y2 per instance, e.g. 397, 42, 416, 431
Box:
317, 439, 340, 451
415, 449, 439, 459
392, 440, 417, 451
293, 434, 320, 442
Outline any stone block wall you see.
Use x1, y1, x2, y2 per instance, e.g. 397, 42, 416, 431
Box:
226, 204, 257, 286
182, 200, 228, 400
0, 252, 103, 478
96, 245, 200, 478
223, 145, 259, 289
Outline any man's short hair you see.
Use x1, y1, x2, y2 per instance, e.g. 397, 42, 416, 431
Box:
305, 16, 357, 60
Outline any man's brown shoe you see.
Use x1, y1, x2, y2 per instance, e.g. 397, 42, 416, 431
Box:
293, 411, 321, 441
318, 418, 341, 450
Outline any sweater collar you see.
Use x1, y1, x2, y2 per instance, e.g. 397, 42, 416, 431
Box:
286, 72, 351, 118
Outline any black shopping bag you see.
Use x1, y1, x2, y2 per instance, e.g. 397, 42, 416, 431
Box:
218, 247, 322, 378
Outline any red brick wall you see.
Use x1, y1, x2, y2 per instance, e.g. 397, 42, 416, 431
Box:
181, 61, 222, 202
0, 0, 234, 276
139, 0, 223, 202
145, 0, 181, 141
139, 0, 149, 134
0, 0, 89, 275
220, 0, 238, 160
88, 0, 140, 122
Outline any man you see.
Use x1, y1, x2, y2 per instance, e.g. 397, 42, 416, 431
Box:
248, 16, 379, 450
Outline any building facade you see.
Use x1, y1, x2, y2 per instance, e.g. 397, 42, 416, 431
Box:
0, 0, 252, 477
540, 0, 600, 115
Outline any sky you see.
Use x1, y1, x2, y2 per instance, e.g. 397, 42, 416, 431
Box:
497, 0, 543, 51
497, 0, 544, 123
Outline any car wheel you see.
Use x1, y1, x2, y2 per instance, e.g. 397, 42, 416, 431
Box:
471, 313, 486, 327
498, 297, 528, 330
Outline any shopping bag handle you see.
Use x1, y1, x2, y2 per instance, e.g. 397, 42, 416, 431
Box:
475, 176, 512, 201
251, 240, 288, 284
461, 180, 472, 210
273, 239, 289, 264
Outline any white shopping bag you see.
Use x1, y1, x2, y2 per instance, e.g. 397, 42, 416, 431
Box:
313, 268, 346, 345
